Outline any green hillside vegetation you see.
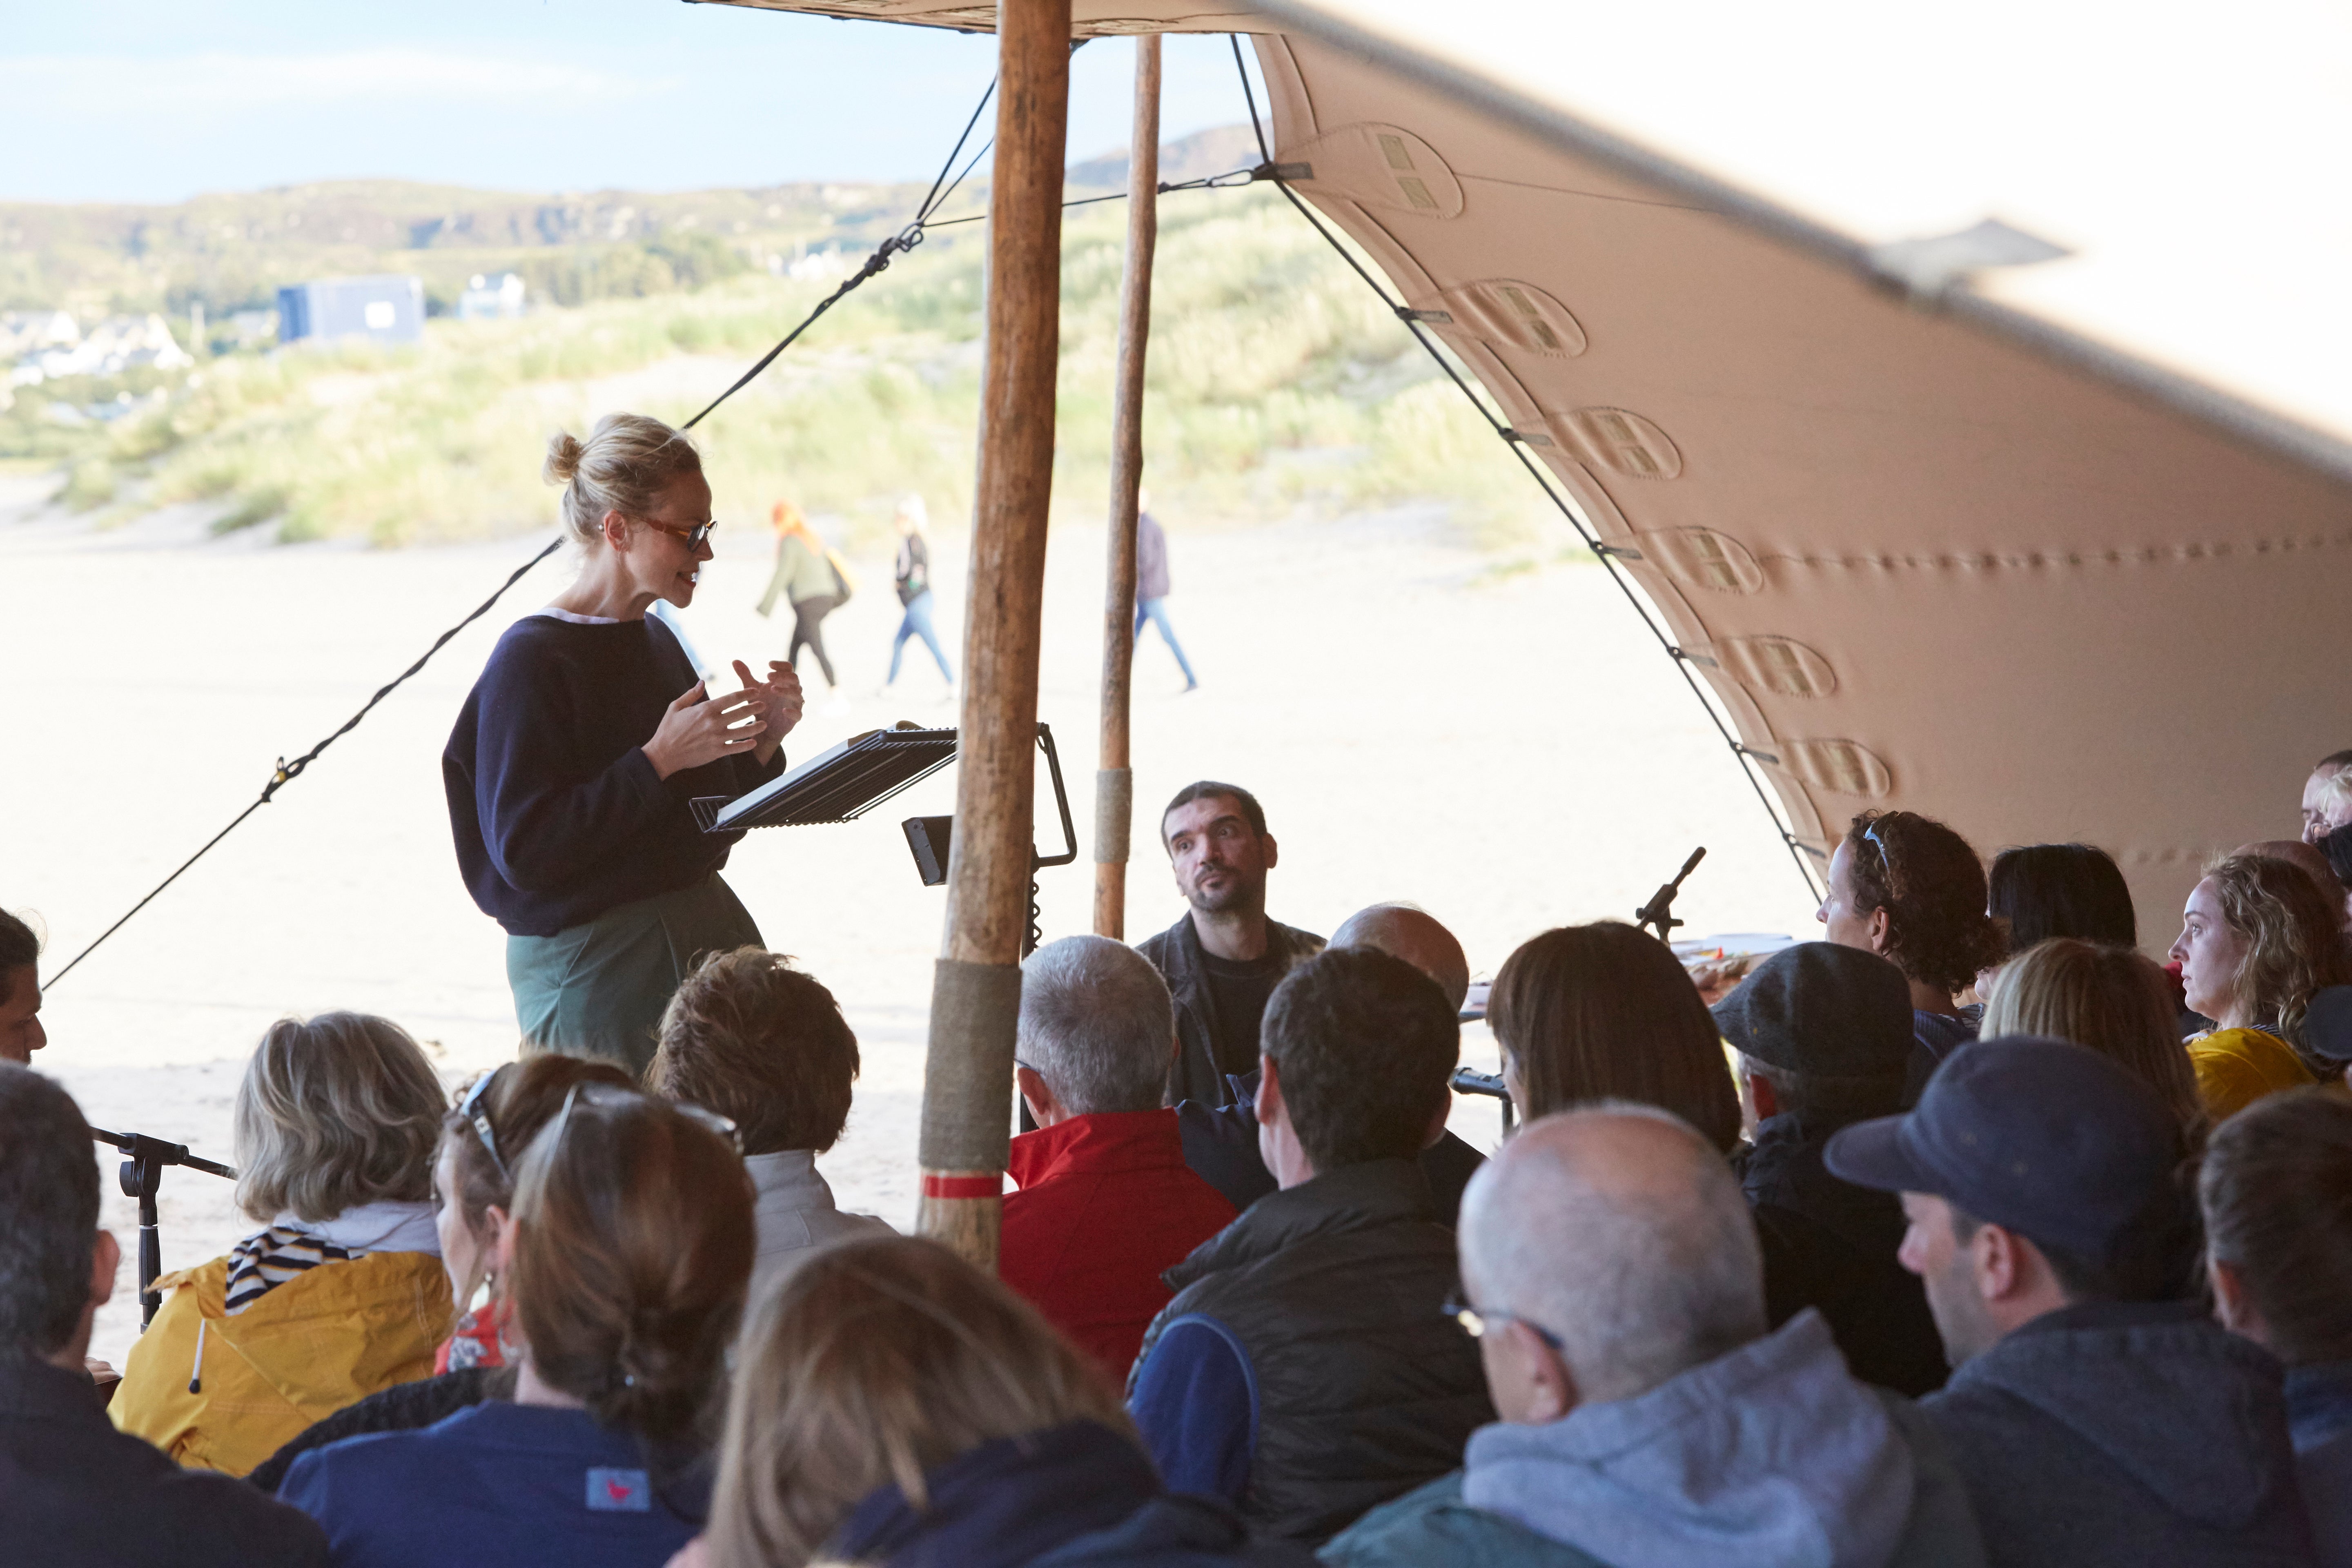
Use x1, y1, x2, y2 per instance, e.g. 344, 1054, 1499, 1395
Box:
0, 175, 923, 322
10, 176, 1552, 551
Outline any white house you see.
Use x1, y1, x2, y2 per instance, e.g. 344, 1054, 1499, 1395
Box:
22, 314, 194, 380
455, 273, 527, 321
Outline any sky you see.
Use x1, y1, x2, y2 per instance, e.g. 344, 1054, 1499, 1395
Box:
2, 1, 1267, 203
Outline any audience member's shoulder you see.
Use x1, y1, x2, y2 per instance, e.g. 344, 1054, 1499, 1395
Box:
149, 1463, 331, 1567
1136, 921, 1183, 964
1872, 1392, 1991, 1568
1036, 1494, 1317, 1567
278, 1402, 486, 1507
249, 1365, 510, 1494
1321, 1472, 1596, 1568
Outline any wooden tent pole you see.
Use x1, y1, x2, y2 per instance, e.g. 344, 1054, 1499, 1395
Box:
915, 0, 1073, 1271
1093, 35, 1161, 941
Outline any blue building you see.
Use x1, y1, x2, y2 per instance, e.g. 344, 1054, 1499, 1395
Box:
276, 275, 424, 346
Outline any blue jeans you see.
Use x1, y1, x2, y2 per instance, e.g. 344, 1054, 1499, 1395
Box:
1134, 597, 1198, 686
889, 590, 953, 684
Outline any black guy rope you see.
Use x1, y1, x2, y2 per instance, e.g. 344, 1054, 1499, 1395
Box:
1224, 35, 1823, 903
45, 75, 1007, 991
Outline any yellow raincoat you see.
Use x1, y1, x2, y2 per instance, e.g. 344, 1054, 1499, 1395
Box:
2187, 1026, 2316, 1121
109, 1249, 453, 1477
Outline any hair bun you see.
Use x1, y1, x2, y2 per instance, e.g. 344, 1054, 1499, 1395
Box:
543, 431, 586, 487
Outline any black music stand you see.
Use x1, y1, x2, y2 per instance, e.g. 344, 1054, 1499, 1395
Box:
691, 723, 958, 832
89, 1127, 234, 1330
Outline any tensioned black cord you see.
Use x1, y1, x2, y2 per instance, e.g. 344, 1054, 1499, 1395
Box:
923, 165, 1268, 229
1224, 36, 1822, 901
678, 79, 998, 431
45, 76, 1008, 991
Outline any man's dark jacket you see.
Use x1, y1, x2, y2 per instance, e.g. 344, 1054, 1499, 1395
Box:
1741, 1110, 1947, 1396
1137, 914, 1323, 1108
0, 1355, 328, 1566
1922, 1300, 2317, 1568
1177, 1069, 1485, 1226
1131, 1158, 1494, 1545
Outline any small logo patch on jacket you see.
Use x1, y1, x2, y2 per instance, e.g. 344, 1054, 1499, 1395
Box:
586, 1468, 651, 1512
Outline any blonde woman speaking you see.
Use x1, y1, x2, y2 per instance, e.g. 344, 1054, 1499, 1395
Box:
443, 413, 803, 1076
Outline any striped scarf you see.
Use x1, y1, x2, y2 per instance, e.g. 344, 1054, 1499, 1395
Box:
223, 1224, 352, 1316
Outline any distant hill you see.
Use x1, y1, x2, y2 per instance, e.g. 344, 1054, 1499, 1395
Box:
2, 125, 1561, 557
1066, 123, 1265, 189
0, 125, 1255, 325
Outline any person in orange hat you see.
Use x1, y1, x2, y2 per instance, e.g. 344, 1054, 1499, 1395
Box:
758, 501, 854, 715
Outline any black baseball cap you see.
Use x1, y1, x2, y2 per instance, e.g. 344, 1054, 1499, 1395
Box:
1711, 942, 1912, 1080
1824, 1036, 2179, 1260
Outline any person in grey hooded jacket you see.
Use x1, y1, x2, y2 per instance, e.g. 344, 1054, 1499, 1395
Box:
1321, 1105, 1986, 1568
1828, 1038, 2318, 1568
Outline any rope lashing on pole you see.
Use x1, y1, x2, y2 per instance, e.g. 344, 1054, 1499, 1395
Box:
1224, 37, 1824, 902
44, 75, 1009, 992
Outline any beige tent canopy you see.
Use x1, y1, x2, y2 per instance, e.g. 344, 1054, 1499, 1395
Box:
704, 0, 2352, 942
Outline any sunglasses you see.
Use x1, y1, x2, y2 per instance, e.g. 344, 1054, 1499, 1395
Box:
1860, 820, 1891, 864
638, 515, 718, 548
456, 1066, 512, 1185
1442, 1295, 1566, 1353
546, 1080, 742, 1160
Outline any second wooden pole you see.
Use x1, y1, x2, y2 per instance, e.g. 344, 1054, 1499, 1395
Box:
1094, 34, 1161, 941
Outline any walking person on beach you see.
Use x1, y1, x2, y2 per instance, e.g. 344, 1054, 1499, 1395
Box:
885, 493, 953, 694
759, 500, 853, 715
1134, 493, 1198, 693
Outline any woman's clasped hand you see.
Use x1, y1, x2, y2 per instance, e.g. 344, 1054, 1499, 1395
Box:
641, 658, 803, 780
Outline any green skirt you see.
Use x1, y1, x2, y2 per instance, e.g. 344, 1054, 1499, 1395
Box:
505, 873, 762, 1078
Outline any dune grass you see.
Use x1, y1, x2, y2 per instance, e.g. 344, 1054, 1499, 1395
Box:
52, 187, 1555, 552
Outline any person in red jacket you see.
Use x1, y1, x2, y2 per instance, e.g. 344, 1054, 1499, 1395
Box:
1004, 936, 1239, 1384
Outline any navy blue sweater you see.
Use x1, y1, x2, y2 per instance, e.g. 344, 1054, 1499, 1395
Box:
442, 613, 783, 937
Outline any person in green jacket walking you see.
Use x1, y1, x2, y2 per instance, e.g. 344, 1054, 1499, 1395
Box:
758, 500, 853, 714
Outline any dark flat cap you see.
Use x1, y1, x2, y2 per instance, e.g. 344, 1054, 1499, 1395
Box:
1711, 942, 1913, 1080
1824, 1036, 2178, 1260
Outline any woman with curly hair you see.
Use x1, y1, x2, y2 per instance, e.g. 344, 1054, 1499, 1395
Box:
2168, 851, 2352, 1119
1817, 809, 2007, 1101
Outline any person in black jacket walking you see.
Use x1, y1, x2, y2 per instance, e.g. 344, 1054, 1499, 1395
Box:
1127, 947, 1495, 1546
1136, 782, 1323, 1109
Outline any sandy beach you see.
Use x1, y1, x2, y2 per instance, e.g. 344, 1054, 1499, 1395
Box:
0, 471, 1819, 1370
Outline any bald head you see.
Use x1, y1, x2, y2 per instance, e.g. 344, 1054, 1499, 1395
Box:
1461, 1106, 1764, 1407
2238, 840, 2348, 910
1331, 904, 1470, 1012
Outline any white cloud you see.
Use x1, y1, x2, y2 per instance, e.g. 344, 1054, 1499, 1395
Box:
0, 49, 678, 111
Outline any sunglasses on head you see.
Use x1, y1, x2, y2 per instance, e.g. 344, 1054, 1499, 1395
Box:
545, 1080, 742, 1159
456, 1065, 512, 1185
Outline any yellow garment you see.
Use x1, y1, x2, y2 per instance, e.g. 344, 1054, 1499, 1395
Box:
2187, 1027, 2316, 1121
110, 1249, 453, 1476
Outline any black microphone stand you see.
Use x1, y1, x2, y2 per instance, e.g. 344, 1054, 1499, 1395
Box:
1635, 846, 1708, 946
88, 1127, 235, 1330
